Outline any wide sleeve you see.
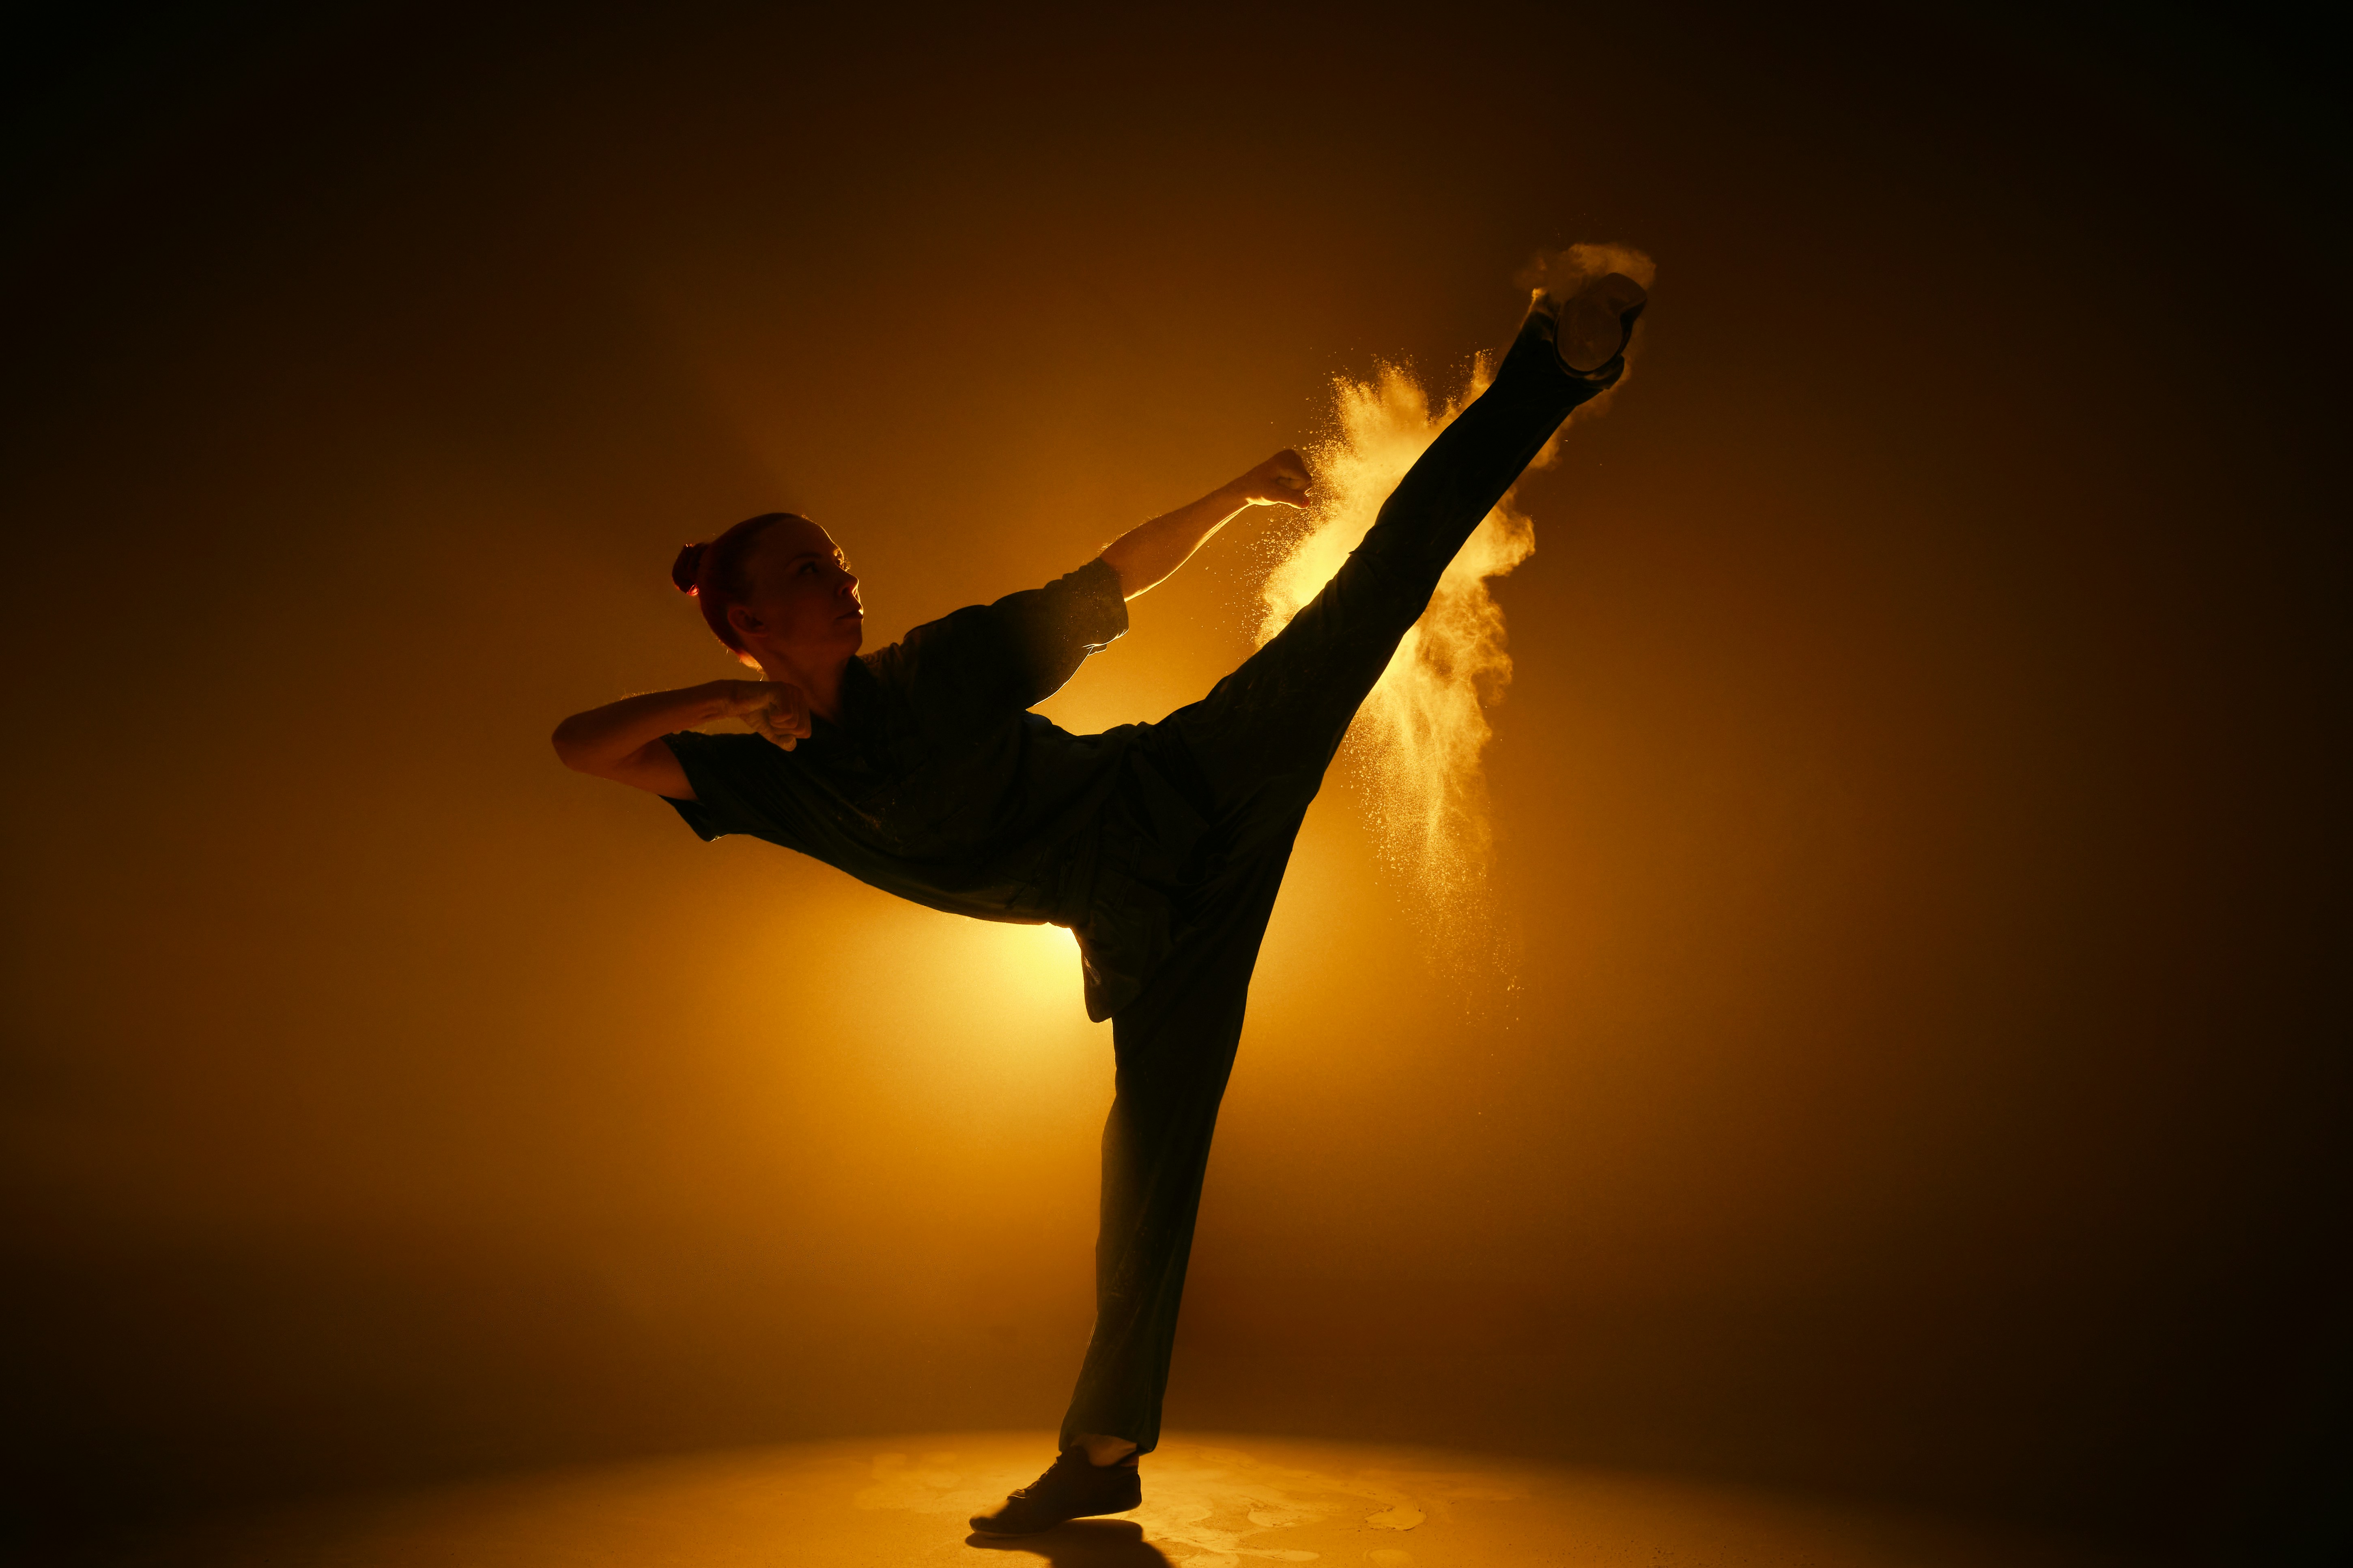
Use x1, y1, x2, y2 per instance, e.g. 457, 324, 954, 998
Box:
656, 730, 804, 845
892, 555, 1129, 713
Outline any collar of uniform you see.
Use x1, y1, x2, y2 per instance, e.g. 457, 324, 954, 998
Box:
805, 653, 884, 753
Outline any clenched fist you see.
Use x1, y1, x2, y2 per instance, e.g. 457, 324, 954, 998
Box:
725, 678, 813, 751
1233, 449, 1313, 509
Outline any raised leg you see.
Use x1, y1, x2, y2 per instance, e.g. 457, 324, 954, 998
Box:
1165, 290, 1631, 818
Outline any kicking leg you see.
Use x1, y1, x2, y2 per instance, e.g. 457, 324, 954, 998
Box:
1168, 273, 1646, 813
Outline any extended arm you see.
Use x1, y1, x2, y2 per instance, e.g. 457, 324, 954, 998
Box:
1099, 449, 1312, 600
553, 679, 811, 797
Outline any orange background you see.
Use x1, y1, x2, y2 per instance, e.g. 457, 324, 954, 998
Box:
3, 3, 2343, 1556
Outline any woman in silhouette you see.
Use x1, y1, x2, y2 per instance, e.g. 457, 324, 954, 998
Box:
553, 272, 1647, 1536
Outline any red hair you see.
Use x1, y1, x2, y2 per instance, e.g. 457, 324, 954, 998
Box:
671, 512, 800, 654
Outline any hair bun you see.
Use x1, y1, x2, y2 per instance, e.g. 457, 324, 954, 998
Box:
671, 541, 709, 595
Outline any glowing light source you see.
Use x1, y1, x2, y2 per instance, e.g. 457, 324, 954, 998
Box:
962, 919, 1084, 1016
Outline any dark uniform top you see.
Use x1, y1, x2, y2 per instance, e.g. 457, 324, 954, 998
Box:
661, 556, 1198, 1020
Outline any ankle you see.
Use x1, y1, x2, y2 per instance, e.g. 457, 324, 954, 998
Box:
1078, 1433, 1138, 1467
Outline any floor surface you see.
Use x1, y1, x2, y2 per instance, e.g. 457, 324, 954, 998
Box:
93, 1431, 2129, 1567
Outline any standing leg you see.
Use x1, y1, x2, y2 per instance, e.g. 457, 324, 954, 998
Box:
970, 828, 1299, 1538
1059, 826, 1299, 1454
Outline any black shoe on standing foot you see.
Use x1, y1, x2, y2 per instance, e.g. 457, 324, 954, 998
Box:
968, 1448, 1142, 1536
1553, 271, 1648, 377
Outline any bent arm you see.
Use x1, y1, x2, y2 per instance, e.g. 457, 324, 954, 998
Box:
1100, 485, 1252, 601
1099, 449, 1312, 600
552, 681, 764, 797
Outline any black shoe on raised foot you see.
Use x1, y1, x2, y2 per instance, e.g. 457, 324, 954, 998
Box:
968, 1448, 1142, 1536
1554, 271, 1649, 376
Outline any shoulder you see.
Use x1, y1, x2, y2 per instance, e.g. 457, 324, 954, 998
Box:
865, 558, 1129, 717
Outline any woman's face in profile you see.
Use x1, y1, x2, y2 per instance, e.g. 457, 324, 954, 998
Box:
730, 517, 864, 660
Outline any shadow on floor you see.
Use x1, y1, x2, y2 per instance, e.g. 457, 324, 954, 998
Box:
965, 1519, 1173, 1565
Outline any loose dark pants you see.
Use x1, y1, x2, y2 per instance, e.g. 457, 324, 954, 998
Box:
1058, 310, 1605, 1454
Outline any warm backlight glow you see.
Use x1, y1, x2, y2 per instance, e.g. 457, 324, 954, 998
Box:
980, 919, 1087, 1015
